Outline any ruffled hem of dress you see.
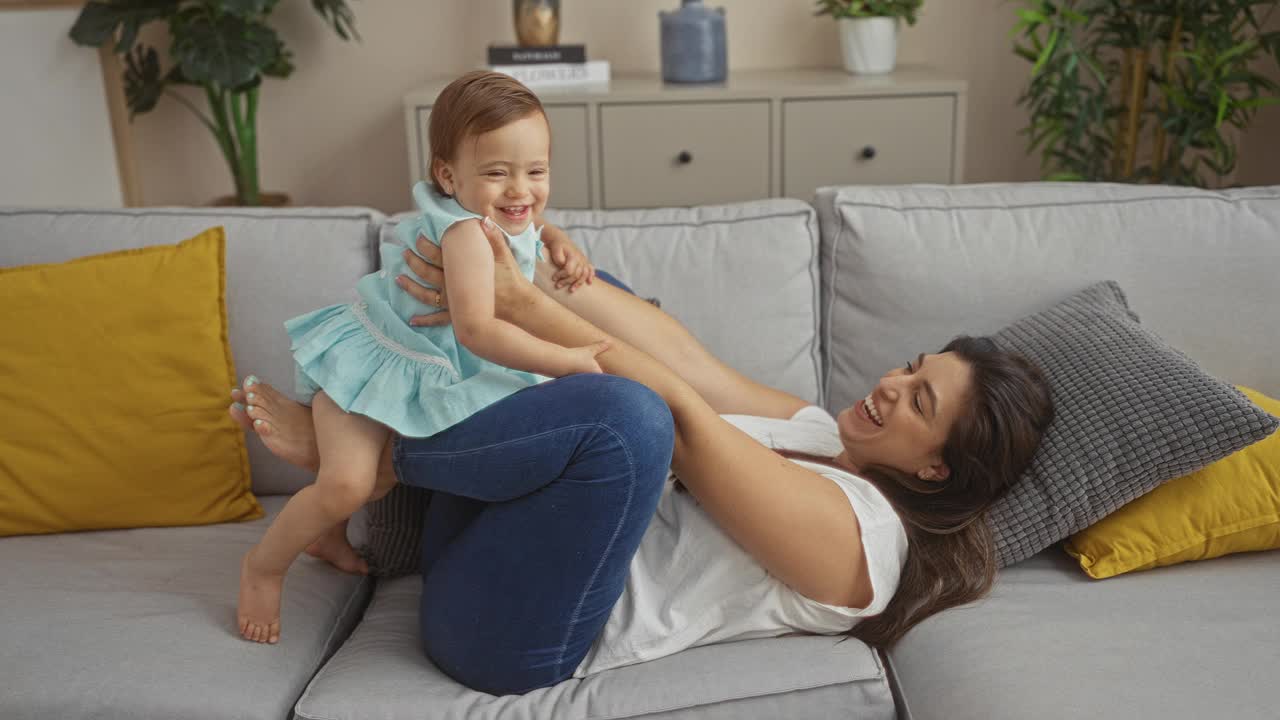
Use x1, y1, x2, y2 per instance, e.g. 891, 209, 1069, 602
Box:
285, 302, 492, 437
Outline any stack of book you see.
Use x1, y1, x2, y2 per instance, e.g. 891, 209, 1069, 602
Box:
487, 44, 610, 90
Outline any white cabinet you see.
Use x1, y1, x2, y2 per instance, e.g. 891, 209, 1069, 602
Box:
405, 67, 966, 210
599, 100, 770, 208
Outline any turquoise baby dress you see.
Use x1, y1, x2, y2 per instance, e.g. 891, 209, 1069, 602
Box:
283, 181, 548, 438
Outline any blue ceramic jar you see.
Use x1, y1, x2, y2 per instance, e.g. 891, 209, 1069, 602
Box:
660, 0, 727, 84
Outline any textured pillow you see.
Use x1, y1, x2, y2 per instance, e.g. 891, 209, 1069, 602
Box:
0, 227, 262, 536
358, 293, 666, 577
359, 483, 431, 577
1064, 386, 1280, 579
987, 281, 1279, 567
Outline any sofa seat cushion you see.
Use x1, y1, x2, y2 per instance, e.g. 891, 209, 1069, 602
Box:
384, 199, 824, 405
0, 495, 372, 720
886, 547, 1280, 720
0, 206, 384, 495
296, 575, 896, 720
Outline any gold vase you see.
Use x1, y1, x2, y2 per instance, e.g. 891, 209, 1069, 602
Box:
513, 0, 560, 47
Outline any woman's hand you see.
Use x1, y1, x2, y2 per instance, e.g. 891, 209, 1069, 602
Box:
400, 217, 534, 327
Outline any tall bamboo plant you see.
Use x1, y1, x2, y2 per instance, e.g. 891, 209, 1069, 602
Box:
1013, 1, 1280, 186
70, 1, 358, 205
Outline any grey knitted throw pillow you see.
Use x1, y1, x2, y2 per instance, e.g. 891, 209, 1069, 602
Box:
358, 483, 431, 578
357, 294, 666, 578
987, 281, 1279, 568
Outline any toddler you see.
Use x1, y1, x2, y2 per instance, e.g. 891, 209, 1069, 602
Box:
236, 71, 602, 644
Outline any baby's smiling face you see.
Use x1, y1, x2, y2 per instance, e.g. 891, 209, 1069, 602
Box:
433, 112, 551, 236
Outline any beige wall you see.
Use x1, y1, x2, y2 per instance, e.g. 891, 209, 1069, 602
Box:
1, 7, 122, 207
1235, 9, 1280, 187
119, 0, 1276, 211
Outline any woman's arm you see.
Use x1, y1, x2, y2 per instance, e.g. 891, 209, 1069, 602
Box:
534, 257, 809, 419
405, 223, 811, 419
441, 221, 601, 377
480, 221, 873, 609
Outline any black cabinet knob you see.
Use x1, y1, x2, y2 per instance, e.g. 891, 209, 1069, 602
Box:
676, 150, 693, 165
860, 146, 877, 160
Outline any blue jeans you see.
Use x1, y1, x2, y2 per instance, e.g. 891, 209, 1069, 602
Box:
391, 272, 671, 695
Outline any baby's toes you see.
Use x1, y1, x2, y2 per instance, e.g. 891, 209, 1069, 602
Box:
268, 621, 281, 644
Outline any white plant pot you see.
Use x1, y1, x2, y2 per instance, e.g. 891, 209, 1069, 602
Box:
838, 16, 899, 75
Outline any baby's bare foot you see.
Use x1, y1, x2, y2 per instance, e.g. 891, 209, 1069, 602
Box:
305, 522, 370, 576
229, 376, 320, 473
237, 549, 283, 644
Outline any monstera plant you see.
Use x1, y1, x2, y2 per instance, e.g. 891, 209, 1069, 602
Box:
70, 1, 358, 205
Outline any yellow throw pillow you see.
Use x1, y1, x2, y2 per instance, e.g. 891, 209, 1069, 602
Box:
0, 227, 261, 536
1065, 387, 1280, 579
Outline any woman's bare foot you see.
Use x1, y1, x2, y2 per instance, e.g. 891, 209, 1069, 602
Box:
237, 548, 283, 644
230, 378, 371, 576
305, 521, 370, 576
228, 376, 320, 473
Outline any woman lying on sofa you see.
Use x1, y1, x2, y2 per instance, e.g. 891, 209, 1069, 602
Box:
228, 218, 1053, 695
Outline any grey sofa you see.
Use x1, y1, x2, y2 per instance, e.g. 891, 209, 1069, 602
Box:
1, 183, 1277, 720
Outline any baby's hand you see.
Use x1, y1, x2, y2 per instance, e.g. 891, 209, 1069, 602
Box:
555, 340, 611, 377
545, 231, 595, 293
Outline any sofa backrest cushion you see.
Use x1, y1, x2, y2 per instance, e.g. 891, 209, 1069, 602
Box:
814, 183, 1280, 415
382, 199, 824, 404
0, 207, 383, 495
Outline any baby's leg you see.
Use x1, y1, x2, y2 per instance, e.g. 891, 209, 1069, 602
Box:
304, 459, 399, 575
237, 392, 388, 644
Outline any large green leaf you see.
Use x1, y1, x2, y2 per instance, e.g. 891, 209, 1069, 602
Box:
123, 44, 165, 117
171, 8, 280, 89
262, 35, 295, 78
69, 1, 180, 53
68, 2, 123, 47
219, 0, 275, 16
311, 0, 359, 41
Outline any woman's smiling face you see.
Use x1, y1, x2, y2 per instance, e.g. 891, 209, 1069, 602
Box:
836, 352, 974, 482
432, 112, 551, 236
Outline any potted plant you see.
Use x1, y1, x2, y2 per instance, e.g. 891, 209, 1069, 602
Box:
1013, 0, 1279, 186
69, 1, 359, 207
814, 0, 923, 75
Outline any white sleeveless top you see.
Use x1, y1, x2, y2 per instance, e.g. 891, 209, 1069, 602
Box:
573, 405, 910, 677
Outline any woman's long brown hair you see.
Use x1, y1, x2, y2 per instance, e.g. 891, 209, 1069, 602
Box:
849, 335, 1054, 648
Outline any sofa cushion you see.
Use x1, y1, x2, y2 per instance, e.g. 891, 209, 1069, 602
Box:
295, 575, 895, 720
814, 183, 1280, 414
545, 201, 823, 403
1065, 386, 1280, 579
886, 546, 1280, 720
986, 281, 1278, 567
0, 227, 263, 537
383, 199, 824, 404
0, 206, 384, 495
0, 495, 372, 720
